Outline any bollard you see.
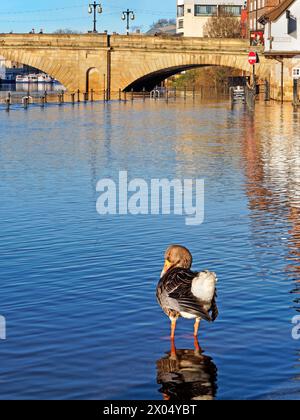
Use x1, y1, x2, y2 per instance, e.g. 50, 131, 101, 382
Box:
293, 79, 298, 106
23, 97, 29, 109
5, 92, 11, 111
265, 80, 270, 102
5, 98, 10, 112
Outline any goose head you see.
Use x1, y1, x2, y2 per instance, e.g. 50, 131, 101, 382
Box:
161, 245, 193, 278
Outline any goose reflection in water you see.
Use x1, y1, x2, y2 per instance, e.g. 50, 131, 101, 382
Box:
156, 338, 218, 400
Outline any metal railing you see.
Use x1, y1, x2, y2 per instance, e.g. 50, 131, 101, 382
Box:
0, 86, 231, 111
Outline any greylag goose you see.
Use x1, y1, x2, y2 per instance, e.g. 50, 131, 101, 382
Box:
156, 245, 218, 338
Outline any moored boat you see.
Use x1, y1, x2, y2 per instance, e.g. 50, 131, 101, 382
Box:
16, 73, 54, 84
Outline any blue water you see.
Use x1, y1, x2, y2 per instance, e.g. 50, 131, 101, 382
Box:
0, 99, 299, 400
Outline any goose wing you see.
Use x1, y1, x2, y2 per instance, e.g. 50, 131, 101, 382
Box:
161, 268, 212, 322
210, 291, 219, 321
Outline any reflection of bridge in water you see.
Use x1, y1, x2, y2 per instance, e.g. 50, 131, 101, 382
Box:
0, 34, 278, 100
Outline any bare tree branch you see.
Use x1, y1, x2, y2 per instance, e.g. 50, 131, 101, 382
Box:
204, 11, 242, 38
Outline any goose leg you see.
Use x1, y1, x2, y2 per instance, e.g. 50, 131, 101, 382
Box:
170, 337, 176, 359
170, 318, 177, 339
194, 336, 201, 354
194, 318, 201, 337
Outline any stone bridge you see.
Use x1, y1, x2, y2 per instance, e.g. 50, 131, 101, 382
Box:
0, 33, 287, 100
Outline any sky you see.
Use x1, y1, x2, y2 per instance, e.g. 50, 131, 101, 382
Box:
0, 0, 176, 34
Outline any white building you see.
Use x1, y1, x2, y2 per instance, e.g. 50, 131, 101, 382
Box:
176, 0, 245, 37
0, 56, 6, 80
260, 0, 300, 53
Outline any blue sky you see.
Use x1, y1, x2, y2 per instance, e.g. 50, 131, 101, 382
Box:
0, 0, 175, 34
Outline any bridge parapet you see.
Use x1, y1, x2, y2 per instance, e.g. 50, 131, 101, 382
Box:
0, 33, 256, 52
110, 35, 251, 53
0, 33, 109, 49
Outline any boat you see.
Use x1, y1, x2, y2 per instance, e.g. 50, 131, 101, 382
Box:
16, 74, 38, 83
16, 73, 54, 84
37, 73, 54, 83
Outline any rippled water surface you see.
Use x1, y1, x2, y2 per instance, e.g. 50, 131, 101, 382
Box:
0, 99, 300, 400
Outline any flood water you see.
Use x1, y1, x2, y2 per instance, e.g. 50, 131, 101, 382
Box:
0, 98, 300, 400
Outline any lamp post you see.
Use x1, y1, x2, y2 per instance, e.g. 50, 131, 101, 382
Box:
88, 1, 103, 33
121, 9, 135, 36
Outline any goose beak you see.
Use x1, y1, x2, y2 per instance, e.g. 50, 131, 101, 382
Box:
161, 260, 172, 278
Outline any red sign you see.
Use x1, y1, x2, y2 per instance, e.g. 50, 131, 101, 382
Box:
250, 31, 264, 46
248, 51, 258, 66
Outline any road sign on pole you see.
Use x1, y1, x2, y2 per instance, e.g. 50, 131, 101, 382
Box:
248, 51, 258, 66
248, 52, 259, 89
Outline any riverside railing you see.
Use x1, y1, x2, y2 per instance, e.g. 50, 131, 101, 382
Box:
0, 86, 230, 111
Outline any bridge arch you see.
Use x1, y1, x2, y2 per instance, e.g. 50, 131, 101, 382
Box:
124, 64, 249, 92
117, 53, 271, 92
0, 49, 76, 90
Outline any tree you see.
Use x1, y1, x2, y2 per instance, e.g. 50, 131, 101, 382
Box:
150, 19, 176, 30
204, 11, 242, 38
53, 29, 82, 34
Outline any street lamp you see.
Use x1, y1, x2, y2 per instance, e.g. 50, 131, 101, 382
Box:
121, 9, 135, 36
88, 1, 103, 33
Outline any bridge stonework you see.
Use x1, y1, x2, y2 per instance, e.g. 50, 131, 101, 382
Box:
0, 34, 295, 101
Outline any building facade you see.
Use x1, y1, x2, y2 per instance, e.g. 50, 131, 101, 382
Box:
248, 0, 284, 44
176, 0, 245, 37
259, 0, 300, 52
258, 0, 300, 102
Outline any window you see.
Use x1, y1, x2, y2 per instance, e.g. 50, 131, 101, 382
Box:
221, 6, 242, 16
177, 5, 184, 17
288, 15, 297, 34
195, 5, 217, 16
178, 19, 184, 29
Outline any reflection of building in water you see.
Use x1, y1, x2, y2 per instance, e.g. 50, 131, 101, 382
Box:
156, 343, 218, 400
241, 103, 300, 301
